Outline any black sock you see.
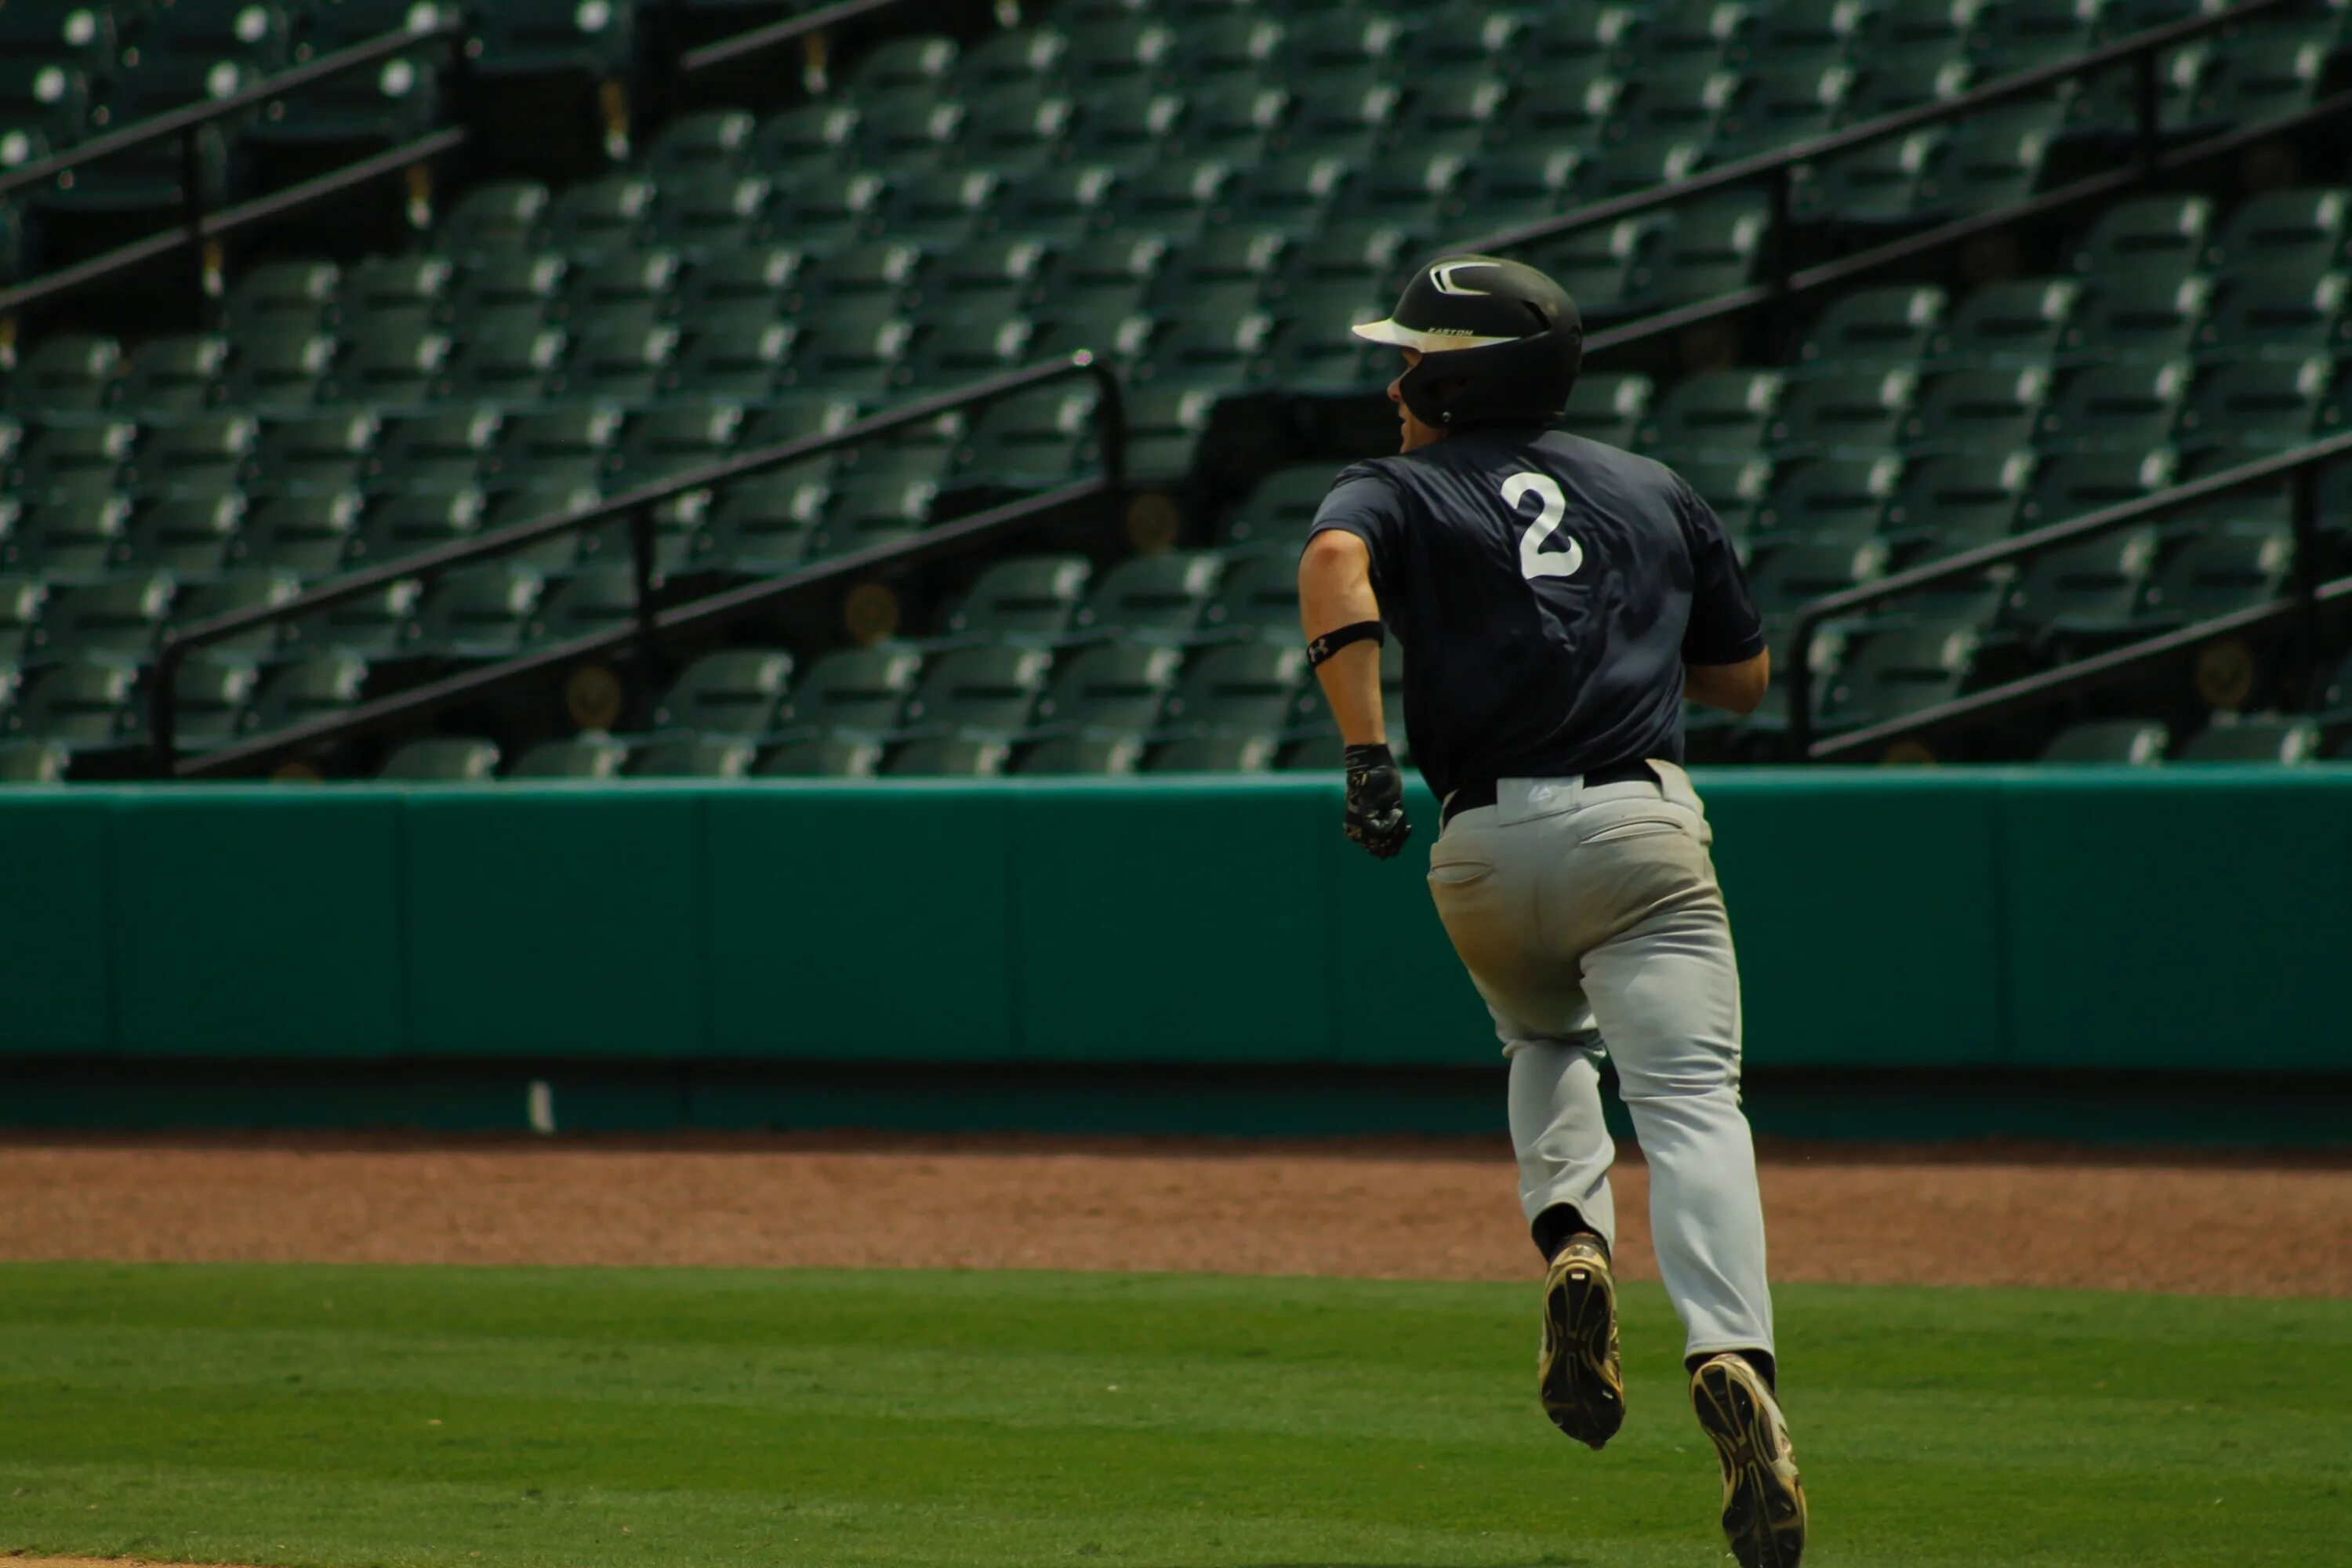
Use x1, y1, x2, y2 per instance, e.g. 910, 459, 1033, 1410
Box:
1688, 1348, 1777, 1392
1532, 1203, 1607, 1263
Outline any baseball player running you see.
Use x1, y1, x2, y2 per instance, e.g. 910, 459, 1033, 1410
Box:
1296, 255, 1805, 1567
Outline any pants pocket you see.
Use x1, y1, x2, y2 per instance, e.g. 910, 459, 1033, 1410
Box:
1580, 814, 1690, 846
1428, 859, 1495, 887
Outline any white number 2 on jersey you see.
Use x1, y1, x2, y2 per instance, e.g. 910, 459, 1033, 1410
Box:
1502, 472, 1584, 581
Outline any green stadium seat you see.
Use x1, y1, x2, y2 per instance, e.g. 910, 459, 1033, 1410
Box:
1385, 72, 1508, 161
885, 167, 1000, 248
705, 461, 828, 575
1075, 84, 1189, 165
671, 306, 794, 401
1232, 152, 1351, 236
1756, 456, 1907, 543
379, 736, 503, 781
995, 163, 1120, 242
543, 174, 656, 256
2004, 528, 2161, 640
647, 108, 756, 177
132, 493, 245, 579
782, 299, 909, 399
1183, 80, 1290, 163
1065, 17, 1172, 85
1518, 6, 1640, 74
1648, 196, 1777, 306
115, 335, 228, 413
2034, 361, 2194, 454
755, 733, 886, 776
855, 94, 963, 169
561, 321, 681, 402
253, 410, 380, 495
1631, 62, 1749, 143
564, 249, 684, 333
454, 321, 567, 402
2178, 713, 2321, 763
137, 413, 260, 495
901, 313, 1036, 391
0, 575, 48, 662
168, 652, 260, 750
1672, 452, 1776, 540
2069, 196, 2216, 281
324, 319, 452, 406
1454, 146, 1584, 231
372, 407, 499, 492
11, 658, 142, 749
1224, 464, 1335, 547
848, 34, 962, 96
648, 649, 793, 736
2020, 448, 2178, 528
1918, 101, 2069, 215
250, 17, 447, 154
935, 555, 1093, 644
750, 102, 861, 181
1206, 550, 1305, 642
223, 259, 342, 336
1901, 366, 2052, 456
1032, 642, 1184, 733
15, 419, 138, 500
1149, 731, 1281, 772
0, 5, 118, 75
243, 492, 362, 578
0, 61, 94, 165
5, 336, 122, 414
960, 25, 1071, 88
1883, 452, 2036, 550
32, 571, 173, 663
13, 494, 133, 580
2189, 358, 2338, 453
1069, 551, 1223, 642
1157, 642, 1310, 735
0, 737, 71, 783
775, 644, 923, 735
1530, 216, 1664, 315
953, 386, 1102, 489
608, 401, 742, 488
437, 180, 551, 258
2041, 717, 2170, 764
1115, 157, 1238, 242
1122, 387, 1221, 478
2192, 264, 2347, 363
960, 85, 1078, 174
1817, 618, 1982, 730
2194, 33, 2331, 129
1767, 369, 1918, 458
1644, 371, 1786, 459
1806, 131, 1957, 227
465, 0, 636, 87
508, 734, 629, 778
416, 564, 543, 658
533, 564, 637, 643
2202, 189, 2348, 278
629, 736, 758, 778
2137, 523, 2295, 627
898, 644, 1054, 735
484, 405, 625, 494
1262, 282, 1395, 387
1414, 1, 1533, 71
223, 328, 337, 410
925, 237, 1052, 323
1017, 732, 1146, 774
1928, 278, 2084, 367
2058, 273, 2212, 365
1745, 539, 1893, 620
173, 568, 301, 659
1585, 136, 1711, 201
282, 576, 421, 659
1725, 58, 1853, 162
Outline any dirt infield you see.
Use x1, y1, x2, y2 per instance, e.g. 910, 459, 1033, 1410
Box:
2, 1131, 2347, 1296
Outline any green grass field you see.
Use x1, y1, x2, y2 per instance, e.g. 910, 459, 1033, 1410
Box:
1, 1263, 2346, 1568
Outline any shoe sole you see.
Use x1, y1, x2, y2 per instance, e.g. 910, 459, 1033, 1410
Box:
1538, 1250, 1624, 1450
1691, 1358, 1807, 1568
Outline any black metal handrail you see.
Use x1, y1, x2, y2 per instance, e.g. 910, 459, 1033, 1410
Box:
677, 0, 916, 77
1785, 432, 2352, 757
152, 351, 1127, 776
1464, 0, 2311, 261
0, 18, 471, 318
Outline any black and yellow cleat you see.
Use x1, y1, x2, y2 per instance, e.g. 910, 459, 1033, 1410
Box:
1690, 1352, 1807, 1568
1537, 1236, 1624, 1449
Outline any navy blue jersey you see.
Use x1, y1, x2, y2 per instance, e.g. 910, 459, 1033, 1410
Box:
1305, 427, 1765, 802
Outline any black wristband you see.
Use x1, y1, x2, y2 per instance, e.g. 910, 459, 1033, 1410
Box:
1307, 620, 1385, 667
1343, 742, 1396, 770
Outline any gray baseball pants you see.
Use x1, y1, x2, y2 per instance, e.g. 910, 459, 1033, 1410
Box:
1427, 761, 1775, 1360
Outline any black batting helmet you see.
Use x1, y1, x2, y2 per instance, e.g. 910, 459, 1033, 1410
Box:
1352, 254, 1584, 430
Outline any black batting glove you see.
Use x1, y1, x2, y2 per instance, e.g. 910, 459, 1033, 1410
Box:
1342, 742, 1412, 859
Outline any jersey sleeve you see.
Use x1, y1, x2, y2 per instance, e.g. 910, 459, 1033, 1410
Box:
1303, 468, 1410, 591
1674, 476, 1768, 665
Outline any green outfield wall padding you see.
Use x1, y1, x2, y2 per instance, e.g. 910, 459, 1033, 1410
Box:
403, 789, 707, 1057
0, 795, 111, 1054
1, 768, 2347, 1073
111, 791, 405, 1058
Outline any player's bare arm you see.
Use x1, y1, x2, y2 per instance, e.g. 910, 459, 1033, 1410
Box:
1298, 531, 1385, 744
1686, 649, 1772, 716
